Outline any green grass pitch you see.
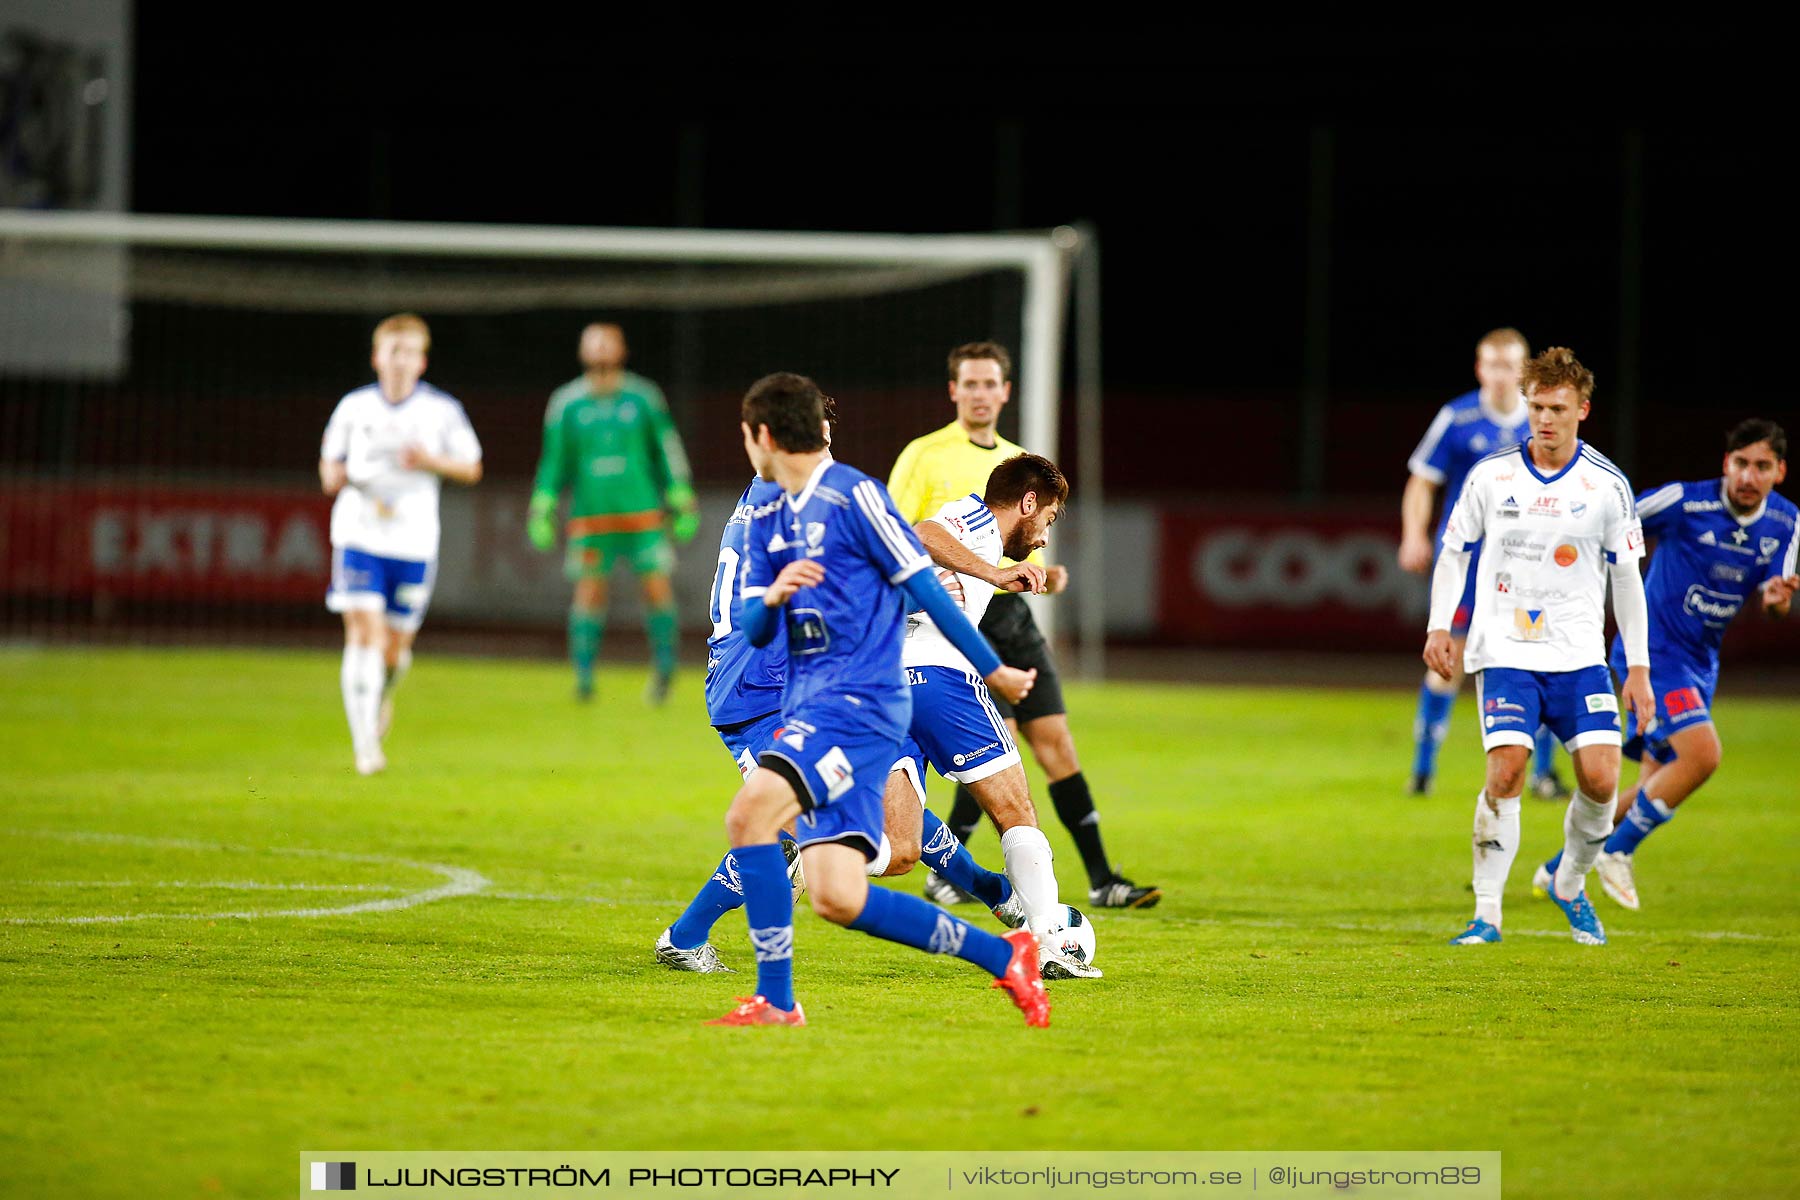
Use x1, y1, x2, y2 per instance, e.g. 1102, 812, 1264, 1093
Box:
2, 647, 1796, 1198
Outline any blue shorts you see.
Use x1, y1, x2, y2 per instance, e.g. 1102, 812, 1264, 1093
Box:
1609, 640, 1715, 763
327, 546, 434, 632
715, 710, 784, 780
756, 695, 900, 861
897, 665, 1021, 791
1476, 664, 1621, 753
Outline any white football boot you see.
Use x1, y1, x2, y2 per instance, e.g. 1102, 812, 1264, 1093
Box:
1593, 850, 1641, 911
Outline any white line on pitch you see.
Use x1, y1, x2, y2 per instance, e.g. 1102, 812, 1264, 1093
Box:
8, 881, 409, 892
1, 829, 489, 925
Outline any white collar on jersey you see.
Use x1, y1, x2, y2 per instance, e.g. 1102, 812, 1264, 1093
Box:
1479, 389, 1529, 429
1719, 478, 1768, 525
785, 455, 833, 512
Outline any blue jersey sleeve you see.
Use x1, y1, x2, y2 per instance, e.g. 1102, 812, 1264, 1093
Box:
848, 476, 933, 584
1765, 503, 1799, 585
738, 499, 780, 646
1635, 481, 1686, 542
1407, 404, 1457, 484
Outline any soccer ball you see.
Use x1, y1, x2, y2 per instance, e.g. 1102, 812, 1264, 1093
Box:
1043, 904, 1097, 966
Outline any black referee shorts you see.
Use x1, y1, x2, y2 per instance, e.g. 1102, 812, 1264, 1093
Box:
978, 592, 1066, 724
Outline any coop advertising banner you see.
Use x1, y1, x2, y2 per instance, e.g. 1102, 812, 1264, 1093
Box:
0, 480, 332, 602
1158, 507, 1426, 649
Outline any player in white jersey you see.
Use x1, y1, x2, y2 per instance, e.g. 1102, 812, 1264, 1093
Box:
318, 314, 483, 775
873, 454, 1099, 978
1424, 347, 1652, 946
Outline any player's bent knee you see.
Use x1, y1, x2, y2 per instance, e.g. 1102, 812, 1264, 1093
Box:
885, 835, 921, 876
807, 881, 864, 926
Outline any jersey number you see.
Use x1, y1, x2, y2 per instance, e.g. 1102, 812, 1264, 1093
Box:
710, 547, 740, 640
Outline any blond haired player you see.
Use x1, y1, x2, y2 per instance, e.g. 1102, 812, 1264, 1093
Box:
319, 314, 482, 775
1426, 347, 1652, 945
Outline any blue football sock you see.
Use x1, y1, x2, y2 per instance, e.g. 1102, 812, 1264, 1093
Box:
1532, 726, 1558, 779
1543, 849, 1564, 875
735, 843, 795, 1011
669, 852, 746, 950
848, 884, 1013, 977
1605, 791, 1672, 856
1412, 685, 1455, 780
919, 810, 1013, 909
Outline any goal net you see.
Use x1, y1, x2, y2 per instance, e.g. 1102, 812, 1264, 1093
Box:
0, 213, 1071, 649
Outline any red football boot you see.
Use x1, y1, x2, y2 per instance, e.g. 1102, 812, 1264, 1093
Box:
991, 930, 1050, 1028
706, 995, 807, 1027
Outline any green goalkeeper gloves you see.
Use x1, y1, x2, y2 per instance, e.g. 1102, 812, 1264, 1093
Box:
527, 493, 558, 552
667, 484, 701, 545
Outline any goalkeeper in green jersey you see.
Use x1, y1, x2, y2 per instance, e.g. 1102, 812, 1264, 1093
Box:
528, 323, 700, 704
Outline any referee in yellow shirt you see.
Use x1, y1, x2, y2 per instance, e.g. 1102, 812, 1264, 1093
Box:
889, 342, 1161, 910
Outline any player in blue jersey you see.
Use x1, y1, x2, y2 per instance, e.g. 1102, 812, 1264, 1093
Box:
1400, 328, 1569, 800
655, 453, 1031, 974
706, 372, 1048, 1027
1532, 419, 1796, 910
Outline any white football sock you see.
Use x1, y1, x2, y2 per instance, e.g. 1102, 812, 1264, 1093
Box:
1000, 825, 1061, 936
864, 834, 893, 877
383, 646, 412, 702
1471, 792, 1522, 927
1554, 791, 1615, 900
340, 643, 383, 756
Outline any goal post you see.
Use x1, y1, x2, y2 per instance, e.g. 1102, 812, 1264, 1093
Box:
0, 210, 1089, 656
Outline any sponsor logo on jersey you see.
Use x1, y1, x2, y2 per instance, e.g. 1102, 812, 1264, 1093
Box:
1730, 527, 1750, 546
1495, 472, 1515, 482
950, 741, 1000, 768
1499, 495, 1521, 520
1580, 475, 1598, 491
1554, 544, 1579, 567
1485, 697, 1526, 714
1684, 499, 1724, 513
1529, 496, 1561, 518
1495, 571, 1511, 594
1513, 608, 1548, 640
1710, 562, 1747, 583
1485, 714, 1525, 728
1698, 530, 1716, 546
1585, 693, 1619, 713
1683, 584, 1742, 627
1500, 535, 1546, 562
1665, 686, 1707, 718
815, 745, 856, 800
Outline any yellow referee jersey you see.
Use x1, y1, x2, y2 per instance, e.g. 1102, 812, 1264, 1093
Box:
887, 420, 1047, 576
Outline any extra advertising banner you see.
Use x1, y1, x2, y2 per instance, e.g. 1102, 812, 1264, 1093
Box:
0, 480, 333, 603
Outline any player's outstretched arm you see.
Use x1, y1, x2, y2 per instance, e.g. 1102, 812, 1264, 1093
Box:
1760, 574, 1797, 619
319, 458, 347, 497
1610, 557, 1655, 727
915, 520, 1045, 594
899, 569, 1034, 703
527, 399, 569, 551
1399, 474, 1440, 574
1422, 545, 1469, 680
399, 445, 482, 484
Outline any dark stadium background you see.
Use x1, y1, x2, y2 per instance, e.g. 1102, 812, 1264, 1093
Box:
129, 20, 1793, 498
7, 17, 1792, 666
